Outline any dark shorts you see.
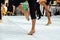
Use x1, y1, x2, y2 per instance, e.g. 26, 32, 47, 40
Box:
30, 8, 36, 19
28, 2, 36, 19
1, 0, 5, 4
13, 0, 26, 7
8, 0, 13, 12
46, 0, 51, 5
7, 6, 13, 12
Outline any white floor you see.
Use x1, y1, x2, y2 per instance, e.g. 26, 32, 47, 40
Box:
0, 16, 60, 40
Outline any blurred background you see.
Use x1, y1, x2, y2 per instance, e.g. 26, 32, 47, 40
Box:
1, 0, 60, 16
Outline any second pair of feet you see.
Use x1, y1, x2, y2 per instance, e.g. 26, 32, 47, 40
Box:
46, 22, 51, 25
28, 30, 35, 35
28, 22, 51, 35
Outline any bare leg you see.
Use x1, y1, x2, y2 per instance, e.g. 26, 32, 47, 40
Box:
40, 2, 51, 25
41, 2, 49, 12
45, 5, 51, 25
46, 8, 51, 25
18, 5, 29, 21
28, 19, 36, 35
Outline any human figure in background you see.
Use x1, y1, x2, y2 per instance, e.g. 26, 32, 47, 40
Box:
36, 0, 42, 20
7, 0, 15, 15
36, 2, 42, 20
0, 0, 5, 22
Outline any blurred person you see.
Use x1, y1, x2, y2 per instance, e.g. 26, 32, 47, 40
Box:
1, 4, 7, 16
0, 0, 5, 22
7, 0, 15, 15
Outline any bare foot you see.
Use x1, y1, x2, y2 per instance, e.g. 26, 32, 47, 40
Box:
46, 22, 51, 25
28, 30, 35, 35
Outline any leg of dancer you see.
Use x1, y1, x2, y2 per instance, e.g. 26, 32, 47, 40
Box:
12, 0, 29, 21
27, 0, 37, 35
39, 0, 51, 25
